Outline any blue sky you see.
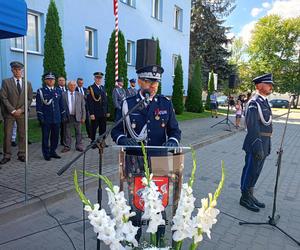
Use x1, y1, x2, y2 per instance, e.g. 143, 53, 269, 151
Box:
225, 0, 300, 43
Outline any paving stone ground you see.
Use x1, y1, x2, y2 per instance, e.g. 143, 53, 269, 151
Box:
0, 111, 246, 210
0, 109, 298, 250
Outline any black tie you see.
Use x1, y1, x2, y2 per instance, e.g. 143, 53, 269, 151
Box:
17, 79, 22, 94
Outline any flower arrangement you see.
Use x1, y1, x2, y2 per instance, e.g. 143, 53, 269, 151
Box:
74, 145, 225, 250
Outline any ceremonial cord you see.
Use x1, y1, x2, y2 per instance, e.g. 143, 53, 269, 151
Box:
0, 184, 77, 250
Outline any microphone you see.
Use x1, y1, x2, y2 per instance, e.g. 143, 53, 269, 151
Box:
142, 89, 151, 104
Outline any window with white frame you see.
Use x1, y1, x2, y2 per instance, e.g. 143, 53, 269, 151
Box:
85, 28, 96, 57
174, 6, 183, 31
11, 12, 41, 53
172, 54, 179, 76
152, 0, 162, 20
121, 0, 135, 7
127, 40, 135, 65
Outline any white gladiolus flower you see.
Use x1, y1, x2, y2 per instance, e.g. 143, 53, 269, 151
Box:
172, 183, 196, 242
141, 178, 165, 234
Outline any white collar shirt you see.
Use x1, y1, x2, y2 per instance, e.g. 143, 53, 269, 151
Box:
68, 91, 76, 115
14, 77, 22, 88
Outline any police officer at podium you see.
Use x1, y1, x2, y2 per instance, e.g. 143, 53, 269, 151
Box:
111, 39, 181, 244
240, 73, 273, 212
36, 72, 66, 161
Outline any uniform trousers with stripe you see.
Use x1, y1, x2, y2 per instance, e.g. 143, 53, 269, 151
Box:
240, 152, 266, 192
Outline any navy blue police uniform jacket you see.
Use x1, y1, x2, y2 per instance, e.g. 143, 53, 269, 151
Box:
36, 87, 66, 124
243, 95, 272, 157
87, 83, 108, 118
111, 92, 181, 148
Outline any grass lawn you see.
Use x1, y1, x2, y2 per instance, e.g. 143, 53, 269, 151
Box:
0, 109, 234, 145
176, 109, 233, 121
0, 119, 42, 145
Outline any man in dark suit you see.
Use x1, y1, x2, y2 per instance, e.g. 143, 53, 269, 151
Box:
87, 72, 109, 148
36, 72, 66, 161
0, 61, 33, 164
58, 76, 67, 146
62, 80, 86, 152
75, 77, 90, 138
240, 73, 273, 212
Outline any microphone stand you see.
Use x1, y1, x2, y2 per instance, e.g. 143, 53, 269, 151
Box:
211, 90, 235, 131
57, 96, 147, 250
239, 95, 300, 247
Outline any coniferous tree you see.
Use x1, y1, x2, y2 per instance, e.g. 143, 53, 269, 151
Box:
105, 30, 128, 120
190, 0, 235, 86
172, 56, 184, 114
43, 0, 66, 85
205, 70, 215, 110
185, 60, 204, 113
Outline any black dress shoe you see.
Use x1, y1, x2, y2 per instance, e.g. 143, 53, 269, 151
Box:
249, 188, 265, 208
44, 156, 51, 161
240, 192, 260, 212
18, 156, 25, 162
0, 158, 11, 165
11, 141, 17, 147
50, 153, 61, 159
28, 141, 32, 145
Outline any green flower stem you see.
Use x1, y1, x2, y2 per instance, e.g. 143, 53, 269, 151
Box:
150, 233, 157, 246
188, 148, 197, 188
189, 242, 199, 250
174, 240, 183, 250
141, 142, 151, 185
74, 170, 93, 208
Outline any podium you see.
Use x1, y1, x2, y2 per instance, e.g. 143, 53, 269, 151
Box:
114, 145, 190, 215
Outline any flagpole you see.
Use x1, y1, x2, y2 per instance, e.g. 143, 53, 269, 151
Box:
114, 0, 119, 84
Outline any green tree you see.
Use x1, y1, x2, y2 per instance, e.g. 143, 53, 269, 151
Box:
43, 0, 66, 85
172, 56, 184, 114
190, 0, 235, 86
185, 60, 204, 113
105, 30, 128, 119
205, 70, 215, 110
248, 15, 300, 101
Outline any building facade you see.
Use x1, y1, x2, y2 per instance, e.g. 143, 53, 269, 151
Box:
0, 0, 191, 95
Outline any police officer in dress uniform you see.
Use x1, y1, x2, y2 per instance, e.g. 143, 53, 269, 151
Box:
240, 73, 273, 212
87, 72, 109, 148
112, 77, 126, 111
126, 78, 138, 97
36, 72, 66, 161
111, 39, 181, 244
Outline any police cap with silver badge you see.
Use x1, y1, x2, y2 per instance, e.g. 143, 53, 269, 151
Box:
135, 39, 164, 81
252, 73, 273, 85
10, 61, 24, 69
43, 72, 56, 80
129, 78, 136, 83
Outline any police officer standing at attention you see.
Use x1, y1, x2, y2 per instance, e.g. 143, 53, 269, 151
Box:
126, 78, 138, 97
240, 73, 273, 212
111, 39, 181, 244
112, 77, 126, 111
87, 72, 109, 148
36, 72, 66, 161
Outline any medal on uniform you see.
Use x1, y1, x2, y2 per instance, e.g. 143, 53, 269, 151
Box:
155, 108, 160, 120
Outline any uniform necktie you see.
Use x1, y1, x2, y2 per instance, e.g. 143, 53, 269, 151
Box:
17, 79, 21, 94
